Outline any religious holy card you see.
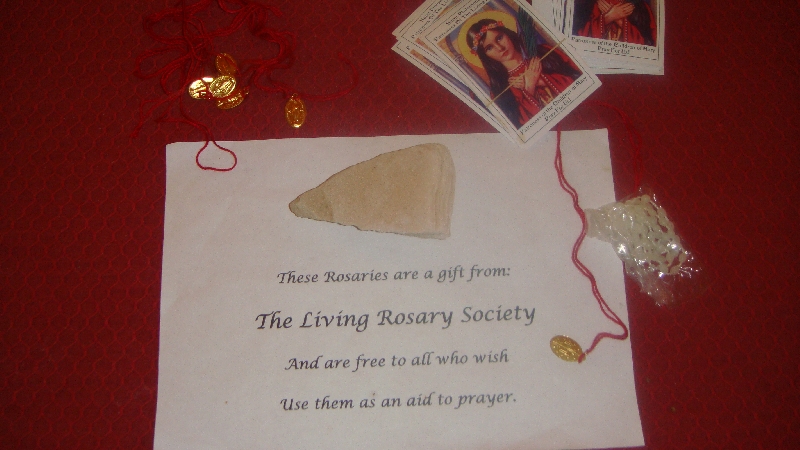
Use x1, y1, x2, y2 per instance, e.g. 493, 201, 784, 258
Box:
564, 0, 665, 74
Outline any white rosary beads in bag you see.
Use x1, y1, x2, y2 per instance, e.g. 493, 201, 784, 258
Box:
585, 191, 702, 306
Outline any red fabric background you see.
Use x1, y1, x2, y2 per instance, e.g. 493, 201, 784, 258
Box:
2, 0, 798, 448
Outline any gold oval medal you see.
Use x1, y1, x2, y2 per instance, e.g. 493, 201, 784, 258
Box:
550, 335, 583, 362
215, 87, 248, 110
188, 78, 214, 99
285, 94, 306, 128
209, 75, 237, 99
215, 53, 239, 76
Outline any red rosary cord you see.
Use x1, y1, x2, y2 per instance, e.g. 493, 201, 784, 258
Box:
585, 100, 644, 191
555, 127, 629, 363
131, 0, 358, 171
179, 103, 238, 172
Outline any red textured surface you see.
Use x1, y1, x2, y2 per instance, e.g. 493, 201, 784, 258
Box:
1, 0, 798, 448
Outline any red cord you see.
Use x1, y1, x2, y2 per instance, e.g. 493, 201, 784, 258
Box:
132, 0, 358, 171
555, 125, 630, 362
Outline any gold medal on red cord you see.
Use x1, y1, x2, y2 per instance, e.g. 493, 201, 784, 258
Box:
215, 53, 239, 77
285, 94, 306, 128
550, 335, 583, 362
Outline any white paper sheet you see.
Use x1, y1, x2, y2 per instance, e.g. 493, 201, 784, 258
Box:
155, 131, 644, 450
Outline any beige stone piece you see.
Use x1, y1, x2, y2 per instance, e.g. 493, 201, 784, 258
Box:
289, 143, 455, 239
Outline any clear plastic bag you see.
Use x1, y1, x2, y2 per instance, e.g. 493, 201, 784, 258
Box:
585, 190, 702, 306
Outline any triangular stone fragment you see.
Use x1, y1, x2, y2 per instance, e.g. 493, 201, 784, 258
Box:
289, 143, 455, 239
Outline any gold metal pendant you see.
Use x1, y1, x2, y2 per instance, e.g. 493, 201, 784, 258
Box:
285, 94, 307, 128
188, 77, 215, 99
209, 75, 237, 99
216, 87, 249, 110
550, 335, 583, 362
215, 53, 239, 76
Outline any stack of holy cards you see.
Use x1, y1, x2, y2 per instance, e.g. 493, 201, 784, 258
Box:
392, 0, 665, 145
393, 0, 602, 146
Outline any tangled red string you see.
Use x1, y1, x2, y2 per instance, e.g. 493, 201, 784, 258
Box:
132, 0, 358, 171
